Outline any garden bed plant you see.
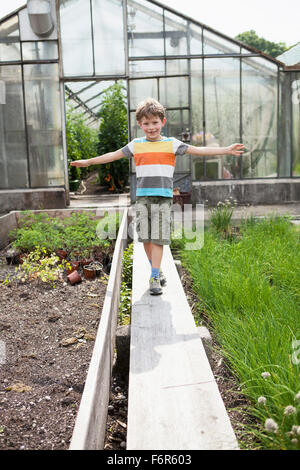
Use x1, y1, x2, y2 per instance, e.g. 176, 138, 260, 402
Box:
175, 202, 300, 450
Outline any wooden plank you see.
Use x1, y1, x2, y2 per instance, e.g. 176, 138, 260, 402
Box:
127, 241, 238, 450
69, 208, 128, 450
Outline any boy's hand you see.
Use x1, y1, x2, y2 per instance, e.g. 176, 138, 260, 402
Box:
226, 143, 245, 156
70, 160, 89, 167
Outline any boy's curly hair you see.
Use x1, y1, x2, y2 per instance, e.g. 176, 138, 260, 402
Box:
135, 97, 166, 122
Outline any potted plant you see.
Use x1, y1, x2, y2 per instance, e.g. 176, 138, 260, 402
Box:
79, 249, 94, 267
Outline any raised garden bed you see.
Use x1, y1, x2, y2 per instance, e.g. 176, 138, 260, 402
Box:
174, 213, 300, 450
0, 209, 126, 450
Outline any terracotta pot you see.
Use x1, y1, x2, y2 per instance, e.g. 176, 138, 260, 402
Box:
67, 270, 82, 285
83, 266, 96, 280
18, 253, 27, 265
80, 258, 93, 267
57, 249, 68, 260
66, 261, 80, 275
88, 261, 103, 277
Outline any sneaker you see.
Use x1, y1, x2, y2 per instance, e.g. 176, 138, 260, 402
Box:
159, 270, 167, 287
149, 276, 162, 295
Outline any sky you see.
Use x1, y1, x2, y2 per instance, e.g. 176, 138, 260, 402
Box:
0, 0, 298, 48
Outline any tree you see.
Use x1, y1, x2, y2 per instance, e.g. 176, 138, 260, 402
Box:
97, 82, 129, 192
235, 30, 287, 58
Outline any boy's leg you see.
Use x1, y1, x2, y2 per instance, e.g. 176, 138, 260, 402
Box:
151, 243, 163, 269
143, 241, 152, 263
143, 242, 163, 271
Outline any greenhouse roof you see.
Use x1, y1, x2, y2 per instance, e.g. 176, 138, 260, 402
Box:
277, 42, 300, 68
0, 0, 286, 68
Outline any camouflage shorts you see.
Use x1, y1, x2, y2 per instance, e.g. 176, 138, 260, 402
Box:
135, 196, 173, 245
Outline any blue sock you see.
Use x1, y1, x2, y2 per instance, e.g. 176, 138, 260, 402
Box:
151, 267, 160, 280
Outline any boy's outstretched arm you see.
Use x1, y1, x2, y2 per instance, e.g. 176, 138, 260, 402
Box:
186, 143, 245, 157
70, 149, 125, 167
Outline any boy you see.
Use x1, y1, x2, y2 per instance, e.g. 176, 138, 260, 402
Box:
70, 98, 244, 295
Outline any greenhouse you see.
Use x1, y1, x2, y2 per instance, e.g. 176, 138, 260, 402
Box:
0, 0, 299, 212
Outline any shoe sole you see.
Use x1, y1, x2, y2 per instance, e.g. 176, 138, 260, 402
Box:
150, 289, 163, 295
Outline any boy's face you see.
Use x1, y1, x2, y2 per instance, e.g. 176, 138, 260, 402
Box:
138, 114, 166, 141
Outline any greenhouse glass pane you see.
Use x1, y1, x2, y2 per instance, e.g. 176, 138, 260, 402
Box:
164, 10, 188, 56
130, 110, 144, 142
191, 59, 203, 144
22, 41, 58, 60
75, 81, 114, 103
204, 58, 240, 179
65, 81, 96, 101
203, 29, 240, 55
24, 64, 64, 187
191, 59, 203, 179
0, 65, 28, 189
0, 15, 21, 62
129, 78, 158, 109
190, 23, 202, 55
85, 96, 105, 109
292, 73, 300, 176
60, 0, 93, 76
166, 59, 188, 75
165, 109, 190, 172
92, 0, 125, 75
242, 57, 278, 178
165, 109, 189, 138
129, 60, 165, 77
278, 71, 292, 177
159, 76, 188, 107
127, 0, 164, 57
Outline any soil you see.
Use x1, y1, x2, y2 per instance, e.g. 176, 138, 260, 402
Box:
0, 250, 110, 451
104, 375, 128, 450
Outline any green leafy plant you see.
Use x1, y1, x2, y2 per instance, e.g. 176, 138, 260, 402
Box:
15, 246, 70, 287
9, 211, 118, 256
97, 82, 129, 192
209, 197, 237, 237
10, 211, 63, 253
182, 215, 300, 449
118, 243, 133, 325
66, 101, 98, 182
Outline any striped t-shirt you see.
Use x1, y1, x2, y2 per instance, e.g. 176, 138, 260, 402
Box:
121, 137, 188, 197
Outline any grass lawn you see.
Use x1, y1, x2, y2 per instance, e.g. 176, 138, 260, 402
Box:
181, 215, 300, 450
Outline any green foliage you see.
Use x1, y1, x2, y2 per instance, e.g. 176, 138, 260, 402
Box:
66, 101, 98, 181
235, 30, 288, 58
122, 242, 133, 288
182, 215, 300, 449
97, 83, 129, 192
15, 246, 70, 287
209, 197, 237, 237
9, 210, 117, 257
10, 211, 64, 253
119, 243, 133, 325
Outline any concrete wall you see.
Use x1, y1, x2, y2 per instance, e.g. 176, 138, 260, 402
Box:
192, 179, 300, 205
0, 188, 67, 214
